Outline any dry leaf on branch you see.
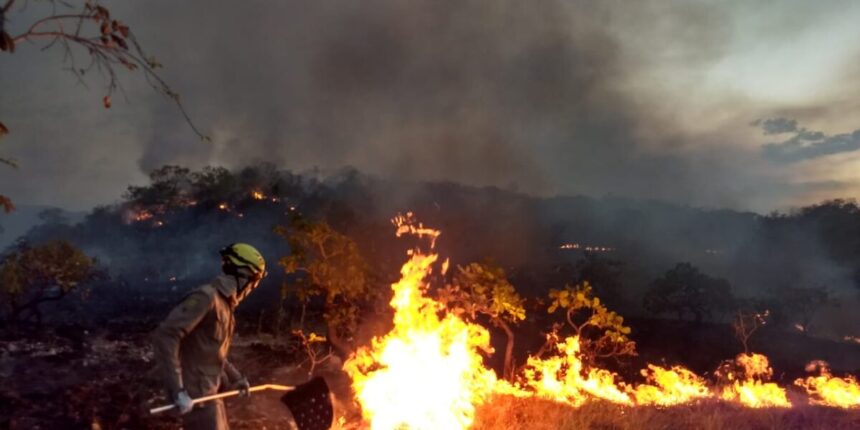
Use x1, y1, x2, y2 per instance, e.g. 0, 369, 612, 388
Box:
0, 196, 14, 213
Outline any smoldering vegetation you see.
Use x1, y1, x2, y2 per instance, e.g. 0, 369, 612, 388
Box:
5, 163, 860, 330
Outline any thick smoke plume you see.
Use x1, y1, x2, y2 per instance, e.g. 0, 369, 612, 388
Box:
4, 0, 805, 210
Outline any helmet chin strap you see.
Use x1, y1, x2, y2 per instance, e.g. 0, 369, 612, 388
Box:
234, 271, 262, 304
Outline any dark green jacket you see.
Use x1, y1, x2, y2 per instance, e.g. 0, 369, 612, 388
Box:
152, 275, 243, 398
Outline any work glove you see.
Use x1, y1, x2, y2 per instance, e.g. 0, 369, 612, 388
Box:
232, 377, 251, 397
174, 390, 194, 415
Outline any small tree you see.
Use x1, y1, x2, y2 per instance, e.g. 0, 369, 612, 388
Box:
546, 281, 635, 366
0, 240, 102, 324
291, 329, 334, 378
575, 253, 623, 301
124, 166, 195, 209
643, 262, 734, 323
437, 262, 526, 380
732, 310, 769, 354
276, 214, 372, 357
779, 286, 830, 335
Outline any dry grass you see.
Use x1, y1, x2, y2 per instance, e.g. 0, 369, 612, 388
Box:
473, 395, 860, 430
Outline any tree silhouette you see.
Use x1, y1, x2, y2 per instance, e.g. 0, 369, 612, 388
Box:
644, 262, 734, 323
574, 253, 623, 303
1, 240, 103, 324
780, 285, 830, 335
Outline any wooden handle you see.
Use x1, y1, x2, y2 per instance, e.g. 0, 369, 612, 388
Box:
149, 384, 295, 415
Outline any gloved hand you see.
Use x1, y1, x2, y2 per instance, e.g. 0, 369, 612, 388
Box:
232, 377, 251, 397
174, 390, 194, 415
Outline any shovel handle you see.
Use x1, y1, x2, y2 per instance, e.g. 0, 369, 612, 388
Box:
149, 384, 295, 415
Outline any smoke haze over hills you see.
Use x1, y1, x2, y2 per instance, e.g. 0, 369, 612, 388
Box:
2, 1, 860, 211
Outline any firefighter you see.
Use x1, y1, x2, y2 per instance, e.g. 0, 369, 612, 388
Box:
152, 243, 266, 429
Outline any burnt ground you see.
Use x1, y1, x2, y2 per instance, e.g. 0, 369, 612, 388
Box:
0, 322, 359, 430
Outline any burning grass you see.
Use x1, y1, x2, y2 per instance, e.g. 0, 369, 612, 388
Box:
473, 395, 860, 430
342, 215, 860, 429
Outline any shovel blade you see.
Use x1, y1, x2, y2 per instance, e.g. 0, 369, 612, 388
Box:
281, 377, 334, 430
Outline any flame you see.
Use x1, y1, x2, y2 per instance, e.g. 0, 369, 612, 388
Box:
393, 212, 441, 247
795, 361, 860, 408
720, 353, 791, 408
632, 364, 712, 406
218, 202, 229, 211
558, 242, 614, 252
132, 209, 154, 222
843, 336, 860, 345
344, 217, 497, 430
520, 335, 632, 406
251, 190, 265, 200
341, 216, 860, 429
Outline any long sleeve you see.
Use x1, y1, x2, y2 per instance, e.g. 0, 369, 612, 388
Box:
151, 290, 212, 396
223, 359, 243, 384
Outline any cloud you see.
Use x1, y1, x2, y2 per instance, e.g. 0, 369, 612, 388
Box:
753, 117, 799, 135
761, 119, 860, 163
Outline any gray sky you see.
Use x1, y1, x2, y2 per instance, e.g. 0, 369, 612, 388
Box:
1, 0, 859, 212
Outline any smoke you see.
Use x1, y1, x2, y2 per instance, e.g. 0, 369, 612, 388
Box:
1, 1, 857, 211
4, 1, 730, 205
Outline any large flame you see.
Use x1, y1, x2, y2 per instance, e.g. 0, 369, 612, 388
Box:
719, 353, 791, 408
344, 217, 860, 430
795, 361, 860, 408
344, 215, 498, 430
632, 364, 712, 406
520, 335, 632, 406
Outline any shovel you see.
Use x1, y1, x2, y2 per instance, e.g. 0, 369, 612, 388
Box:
150, 377, 334, 430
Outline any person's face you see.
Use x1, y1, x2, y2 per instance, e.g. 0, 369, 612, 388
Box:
236, 271, 265, 303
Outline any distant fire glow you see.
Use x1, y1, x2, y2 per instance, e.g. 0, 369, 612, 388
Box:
558, 243, 614, 252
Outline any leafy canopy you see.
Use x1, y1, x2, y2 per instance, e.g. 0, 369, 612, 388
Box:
442, 262, 526, 323
547, 281, 635, 363
276, 214, 371, 349
1, 240, 102, 322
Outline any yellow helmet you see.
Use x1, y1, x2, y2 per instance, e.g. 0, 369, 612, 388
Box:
219, 243, 265, 275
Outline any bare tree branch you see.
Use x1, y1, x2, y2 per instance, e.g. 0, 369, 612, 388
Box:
2, 0, 16, 14
2, 1, 209, 141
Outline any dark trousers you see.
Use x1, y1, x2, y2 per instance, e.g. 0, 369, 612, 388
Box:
181, 399, 229, 430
